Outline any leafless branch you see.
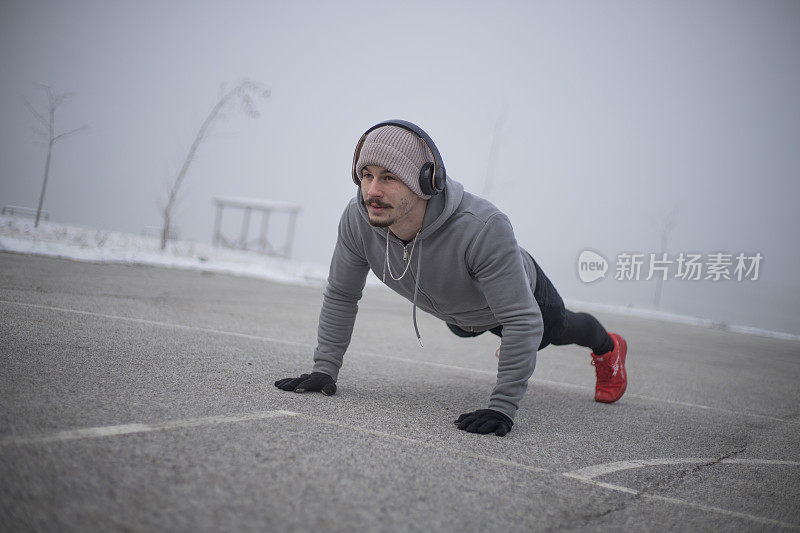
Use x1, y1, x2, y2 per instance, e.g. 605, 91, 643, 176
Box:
159, 78, 271, 249
26, 85, 87, 227
53, 124, 90, 143
24, 99, 49, 129
30, 125, 50, 141
40, 84, 72, 110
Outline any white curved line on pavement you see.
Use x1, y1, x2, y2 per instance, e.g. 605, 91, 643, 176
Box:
297, 416, 800, 531
639, 493, 799, 531
562, 458, 800, 531
0, 398, 797, 530
1, 299, 796, 426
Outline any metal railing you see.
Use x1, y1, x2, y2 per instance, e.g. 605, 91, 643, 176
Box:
2, 205, 49, 221
211, 197, 301, 259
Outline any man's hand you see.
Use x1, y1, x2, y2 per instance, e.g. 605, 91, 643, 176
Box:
274, 372, 337, 396
454, 409, 513, 436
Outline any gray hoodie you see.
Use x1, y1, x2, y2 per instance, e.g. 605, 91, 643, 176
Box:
312, 178, 552, 420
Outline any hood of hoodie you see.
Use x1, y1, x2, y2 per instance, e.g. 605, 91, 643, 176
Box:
355, 176, 465, 346
355, 176, 465, 242
315, 176, 547, 420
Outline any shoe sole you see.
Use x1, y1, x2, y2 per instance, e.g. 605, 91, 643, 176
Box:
596, 333, 627, 403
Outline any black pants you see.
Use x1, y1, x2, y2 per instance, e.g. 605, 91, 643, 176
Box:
447, 308, 612, 354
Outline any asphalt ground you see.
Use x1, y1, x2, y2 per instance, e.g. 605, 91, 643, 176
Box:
1, 252, 799, 532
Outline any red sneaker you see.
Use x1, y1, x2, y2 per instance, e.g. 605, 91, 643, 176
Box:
591, 332, 627, 403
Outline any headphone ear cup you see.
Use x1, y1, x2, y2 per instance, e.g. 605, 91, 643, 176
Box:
419, 162, 435, 196
432, 167, 445, 195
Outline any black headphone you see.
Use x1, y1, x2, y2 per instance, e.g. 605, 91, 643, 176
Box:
351, 119, 447, 197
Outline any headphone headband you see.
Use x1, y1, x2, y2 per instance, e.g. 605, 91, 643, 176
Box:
351, 119, 446, 196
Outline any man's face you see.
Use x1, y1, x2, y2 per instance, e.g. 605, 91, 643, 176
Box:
360, 165, 420, 228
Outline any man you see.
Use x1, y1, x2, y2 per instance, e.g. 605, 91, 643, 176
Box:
275, 120, 627, 437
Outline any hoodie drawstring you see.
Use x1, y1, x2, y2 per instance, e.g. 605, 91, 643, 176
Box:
382, 228, 424, 347
412, 240, 423, 347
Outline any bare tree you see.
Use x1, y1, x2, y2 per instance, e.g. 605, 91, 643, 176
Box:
480, 104, 508, 198
160, 79, 270, 250
653, 204, 680, 307
25, 86, 89, 227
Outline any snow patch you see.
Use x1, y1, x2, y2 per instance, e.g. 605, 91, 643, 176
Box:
1, 215, 796, 342
0, 215, 346, 287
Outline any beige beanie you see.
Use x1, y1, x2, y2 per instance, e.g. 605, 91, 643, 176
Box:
355, 125, 434, 200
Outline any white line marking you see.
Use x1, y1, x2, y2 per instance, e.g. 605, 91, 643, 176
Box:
641, 493, 799, 530
362, 355, 797, 425
0, 410, 297, 446
562, 473, 800, 530
564, 458, 800, 481
297, 415, 800, 530
0, 299, 312, 348
2, 299, 797, 425
2, 402, 797, 530
562, 458, 800, 530
295, 413, 552, 474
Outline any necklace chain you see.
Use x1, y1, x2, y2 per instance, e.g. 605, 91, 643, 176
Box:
383, 228, 420, 282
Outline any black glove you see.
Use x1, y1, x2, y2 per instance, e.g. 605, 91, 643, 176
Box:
454, 409, 513, 436
274, 372, 337, 396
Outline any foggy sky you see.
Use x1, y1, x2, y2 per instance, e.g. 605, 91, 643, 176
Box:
1, 0, 799, 334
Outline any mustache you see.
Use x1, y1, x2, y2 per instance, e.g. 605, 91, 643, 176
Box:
366, 199, 391, 208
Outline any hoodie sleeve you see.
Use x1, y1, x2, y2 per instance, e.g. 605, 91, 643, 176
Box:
311, 204, 370, 380
467, 213, 544, 420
